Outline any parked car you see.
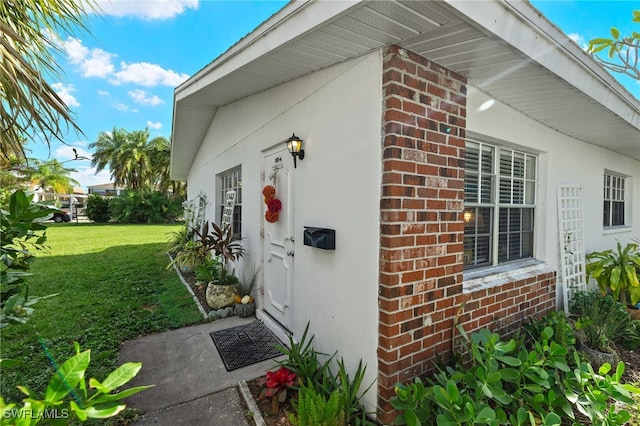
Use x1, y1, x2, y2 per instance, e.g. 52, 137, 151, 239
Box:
51, 207, 71, 223
37, 205, 71, 223
61, 202, 86, 217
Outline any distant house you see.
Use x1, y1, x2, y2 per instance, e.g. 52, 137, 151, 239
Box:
87, 183, 123, 196
170, 1, 639, 422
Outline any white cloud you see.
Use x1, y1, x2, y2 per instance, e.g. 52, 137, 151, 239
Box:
51, 83, 80, 107
129, 89, 164, 106
97, 89, 110, 96
55, 145, 92, 161
70, 166, 113, 190
568, 33, 587, 50
62, 37, 188, 88
111, 62, 189, 87
93, 0, 198, 20
63, 37, 115, 78
114, 103, 139, 113
146, 121, 163, 130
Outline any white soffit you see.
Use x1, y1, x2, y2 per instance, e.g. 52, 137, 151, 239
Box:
171, 0, 640, 180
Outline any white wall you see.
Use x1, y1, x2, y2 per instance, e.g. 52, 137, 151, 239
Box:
186, 51, 383, 411
467, 87, 640, 306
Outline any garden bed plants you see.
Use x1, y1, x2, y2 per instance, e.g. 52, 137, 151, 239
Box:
392, 299, 640, 426
242, 323, 375, 426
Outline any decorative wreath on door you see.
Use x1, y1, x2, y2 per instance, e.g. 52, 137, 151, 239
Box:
263, 185, 282, 223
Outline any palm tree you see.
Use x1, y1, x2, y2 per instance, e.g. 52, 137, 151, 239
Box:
89, 128, 180, 196
146, 136, 171, 193
0, 0, 96, 161
29, 159, 80, 193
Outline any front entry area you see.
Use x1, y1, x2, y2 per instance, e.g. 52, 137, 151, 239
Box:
260, 147, 294, 335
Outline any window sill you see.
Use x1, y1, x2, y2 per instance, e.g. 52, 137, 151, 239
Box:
603, 226, 632, 235
463, 259, 553, 293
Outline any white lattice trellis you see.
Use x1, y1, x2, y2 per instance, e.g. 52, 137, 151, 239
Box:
557, 184, 587, 314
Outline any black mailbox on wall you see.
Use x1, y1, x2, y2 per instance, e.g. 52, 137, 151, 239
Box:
303, 227, 335, 250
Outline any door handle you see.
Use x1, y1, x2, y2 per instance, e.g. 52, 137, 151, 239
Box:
286, 251, 294, 257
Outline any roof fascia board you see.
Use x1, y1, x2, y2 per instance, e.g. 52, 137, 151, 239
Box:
443, 0, 639, 128
175, 0, 363, 103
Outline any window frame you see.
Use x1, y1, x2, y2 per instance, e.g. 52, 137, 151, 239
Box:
463, 139, 537, 270
603, 170, 628, 229
218, 166, 242, 236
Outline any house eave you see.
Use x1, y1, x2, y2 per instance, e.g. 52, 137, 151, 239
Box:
171, 0, 640, 179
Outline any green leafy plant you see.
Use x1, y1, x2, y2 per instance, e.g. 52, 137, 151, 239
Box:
588, 10, 640, 80
273, 322, 375, 425
334, 358, 375, 425
391, 325, 640, 426
570, 290, 639, 352
85, 194, 112, 223
165, 222, 194, 255
523, 310, 575, 347
194, 257, 222, 284
275, 322, 335, 389
109, 191, 182, 224
1, 190, 55, 328
290, 383, 345, 426
586, 242, 640, 306
0, 342, 152, 424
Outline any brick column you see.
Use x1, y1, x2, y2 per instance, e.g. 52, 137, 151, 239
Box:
377, 46, 467, 423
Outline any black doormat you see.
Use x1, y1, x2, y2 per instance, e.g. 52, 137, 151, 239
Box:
210, 321, 284, 371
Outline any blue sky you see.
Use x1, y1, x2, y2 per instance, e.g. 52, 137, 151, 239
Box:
31, 0, 639, 190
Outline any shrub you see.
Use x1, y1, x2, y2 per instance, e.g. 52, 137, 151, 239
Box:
109, 191, 182, 224
391, 326, 639, 426
273, 323, 375, 425
85, 194, 112, 222
0, 190, 54, 327
570, 290, 640, 351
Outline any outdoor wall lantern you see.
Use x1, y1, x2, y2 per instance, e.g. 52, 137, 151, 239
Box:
286, 133, 305, 168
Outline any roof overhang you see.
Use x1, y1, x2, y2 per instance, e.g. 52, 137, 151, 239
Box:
171, 0, 640, 180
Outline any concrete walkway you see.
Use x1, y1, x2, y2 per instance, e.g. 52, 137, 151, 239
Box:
118, 316, 284, 425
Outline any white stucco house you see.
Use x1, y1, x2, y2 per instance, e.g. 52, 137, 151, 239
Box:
170, 1, 639, 422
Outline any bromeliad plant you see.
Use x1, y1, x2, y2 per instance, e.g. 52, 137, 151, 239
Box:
271, 322, 376, 425
260, 367, 297, 413
586, 242, 640, 306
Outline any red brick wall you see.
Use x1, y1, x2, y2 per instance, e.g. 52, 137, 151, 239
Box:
457, 271, 556, 340
377, 46, 556, 423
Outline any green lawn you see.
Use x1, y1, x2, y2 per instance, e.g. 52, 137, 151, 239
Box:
0, 223, 203, 406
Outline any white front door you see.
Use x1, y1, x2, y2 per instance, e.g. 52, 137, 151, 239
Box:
262, 148, 294, 331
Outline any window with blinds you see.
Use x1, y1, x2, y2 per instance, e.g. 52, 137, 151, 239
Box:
464, 141, 536, 269
603, 171, 626, 227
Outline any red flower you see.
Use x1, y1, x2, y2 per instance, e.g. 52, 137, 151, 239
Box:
266, 198, 282, 213
265, 367, 296, 397
262, 185, 276, 200
265, 210, 280, 223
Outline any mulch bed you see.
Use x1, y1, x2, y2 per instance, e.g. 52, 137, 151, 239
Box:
177, 268, 214, 314
245, 377, 295, 426
241, 348, 640, 426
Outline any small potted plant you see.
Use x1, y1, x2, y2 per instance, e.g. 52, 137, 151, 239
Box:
569, 290, 638, 367
234, 263, 259, 317
586, 242, 640, 319
198, 222, 245, 309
